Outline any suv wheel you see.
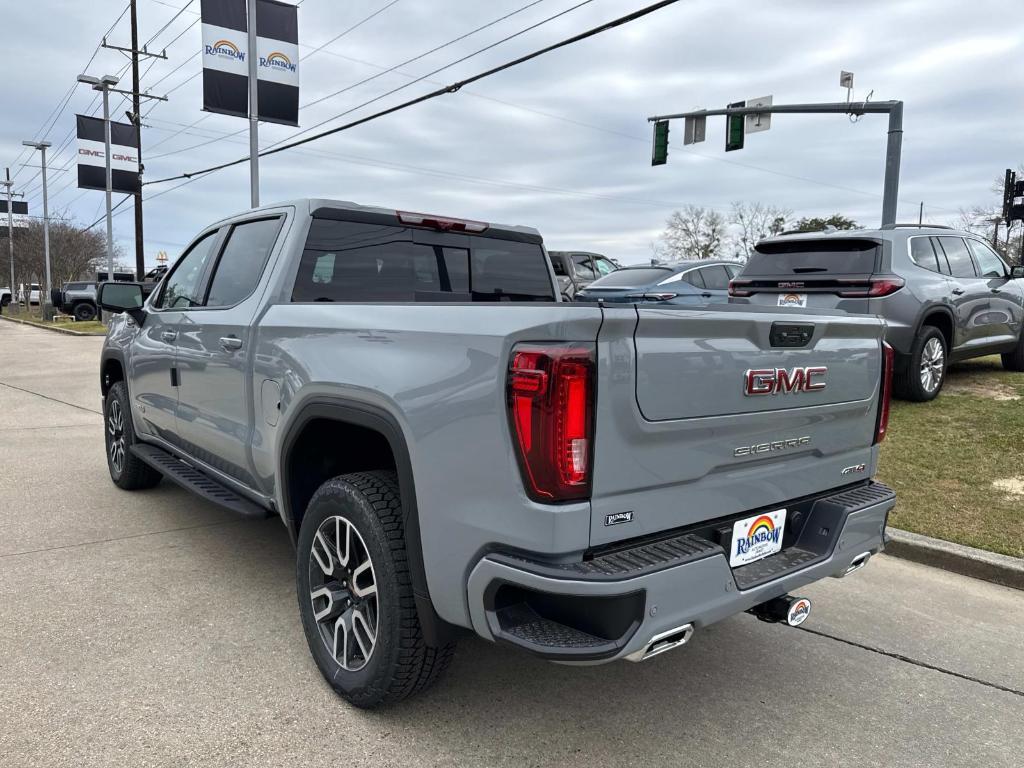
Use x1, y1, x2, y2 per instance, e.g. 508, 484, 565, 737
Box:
1001, 331, 1024, 372
296, 471, 455, 708
104, 382, 162, 490
74, 302, 97, 322
894, 326, 947, 402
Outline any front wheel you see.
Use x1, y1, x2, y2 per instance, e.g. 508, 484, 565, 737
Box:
893, 326, 947, 402
104, 381, 162, 490
296, 471, 455, 708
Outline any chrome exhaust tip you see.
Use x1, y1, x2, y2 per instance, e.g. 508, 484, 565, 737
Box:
625, 623, 694, 662
843, 551, 872, 576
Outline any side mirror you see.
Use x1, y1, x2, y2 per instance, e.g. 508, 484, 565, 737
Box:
98, 281, 146, 324
1011, 265, 1024, 280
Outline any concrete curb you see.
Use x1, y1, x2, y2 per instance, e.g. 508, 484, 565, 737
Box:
0, 314, 105, 337
883, 527, 1024, 591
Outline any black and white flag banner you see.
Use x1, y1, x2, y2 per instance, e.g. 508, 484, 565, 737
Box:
201, 0, 299, 126
0, 200, 29, 228
76, 115, 140, 194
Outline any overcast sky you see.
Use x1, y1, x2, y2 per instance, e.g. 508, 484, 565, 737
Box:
2, 0, 1022, 267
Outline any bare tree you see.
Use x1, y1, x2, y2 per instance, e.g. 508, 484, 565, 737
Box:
5, 212, 113, 290
729, 201, 791, 260
654, 206, 727, 262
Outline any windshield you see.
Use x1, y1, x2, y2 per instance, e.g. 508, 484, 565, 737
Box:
745, 239, 880, 276
586, 268, 672, 288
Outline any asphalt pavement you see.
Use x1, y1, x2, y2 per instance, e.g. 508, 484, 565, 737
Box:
1, 319, 1022, 767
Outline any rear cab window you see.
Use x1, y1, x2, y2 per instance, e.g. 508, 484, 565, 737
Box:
292, 215, 555, 303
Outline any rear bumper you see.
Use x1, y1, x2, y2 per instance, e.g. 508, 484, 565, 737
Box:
466, 482, 895, 664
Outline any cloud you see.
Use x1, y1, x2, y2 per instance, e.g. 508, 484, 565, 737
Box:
1, 0, 1021, 268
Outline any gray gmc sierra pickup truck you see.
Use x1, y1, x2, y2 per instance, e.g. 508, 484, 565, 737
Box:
97, 199, 896, 708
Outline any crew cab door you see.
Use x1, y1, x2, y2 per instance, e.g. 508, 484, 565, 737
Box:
130, 229, 222, 444
174, 215, 285, 487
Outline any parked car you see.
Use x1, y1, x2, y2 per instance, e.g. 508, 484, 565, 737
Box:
17, 283, 41, 305
547, 250, 619, 298
0, 286, 10, 308
98, 199, 895, 708
575, 260, 742, 305
730, 225, 1024, 401
55, 282, 99, 321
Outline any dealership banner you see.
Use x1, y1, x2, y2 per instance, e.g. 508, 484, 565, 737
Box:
201, 0, 299, 126
76, 115, 140, 194
0, 200, 29, 228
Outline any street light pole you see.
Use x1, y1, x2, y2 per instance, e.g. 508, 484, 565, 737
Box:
21, 141, 53, 320
3, 169, 15, 307
77, 74, 120, 283
247, 0, 260, 208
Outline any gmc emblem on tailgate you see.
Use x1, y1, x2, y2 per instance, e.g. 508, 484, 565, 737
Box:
744, 366, 828, 396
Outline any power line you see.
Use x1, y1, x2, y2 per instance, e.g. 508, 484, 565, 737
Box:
144, 0, 196, 48
144, 0, 686, 186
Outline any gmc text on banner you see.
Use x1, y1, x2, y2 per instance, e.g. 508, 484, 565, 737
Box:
76, 115, 141, 194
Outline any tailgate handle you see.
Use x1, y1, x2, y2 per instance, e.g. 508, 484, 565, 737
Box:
770, 323, 814, 348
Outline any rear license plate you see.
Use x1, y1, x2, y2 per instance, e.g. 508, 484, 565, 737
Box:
729, 509, 787, 567
777, 293, 807, 308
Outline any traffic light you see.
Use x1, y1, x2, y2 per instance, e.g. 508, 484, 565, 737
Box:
651, 120, 669, 166
1012, 178, 1024, 223
725, 101, 745, 152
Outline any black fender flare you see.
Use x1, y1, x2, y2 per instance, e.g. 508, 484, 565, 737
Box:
100, 348, 128, 396
278, 397, 460, 646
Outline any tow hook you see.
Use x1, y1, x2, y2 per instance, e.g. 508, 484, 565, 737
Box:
747, 595, 812, 627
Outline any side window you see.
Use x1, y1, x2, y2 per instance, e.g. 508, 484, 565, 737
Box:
205, 218, 283, 307
700, 265, 730, 290
909, 237, 940, 272
156, 231, 220, 310
967, 239, 1007, 279
594, 257, 615, 276
725, 264, 741, 279
571, 254, 597, 281
683, 268, 705, 288
937, 237, 977, 279
550, 257, 568, 277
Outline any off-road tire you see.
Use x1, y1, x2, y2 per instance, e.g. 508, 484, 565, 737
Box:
104, 381, 162, 490
893, 325, 947, 402
73, 302, 97, 322
296, 471, 456, 708
1001, 331, 1024, 372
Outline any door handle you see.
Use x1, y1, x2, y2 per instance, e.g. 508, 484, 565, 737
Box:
161, 330, 177, 342
701, 292, 713, 298
219, 336, 243, 351
951, 288, 965, 296
991, 288, 1002, 294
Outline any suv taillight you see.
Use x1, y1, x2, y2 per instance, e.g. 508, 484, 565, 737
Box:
837, 276, 905, 298
507, 344, 595, 502
728, 279, 752, 297
874, 341, 894, 444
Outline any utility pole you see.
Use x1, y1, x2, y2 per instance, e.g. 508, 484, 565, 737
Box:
247, 0, 260, 208
647, 99, 905, 228
102, 3, 168, 278
2, 168, 18, 305
20, 142, 53, 320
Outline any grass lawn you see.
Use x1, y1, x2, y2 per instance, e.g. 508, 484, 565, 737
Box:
1, 306, 107, 335
878, 355, 1024, 559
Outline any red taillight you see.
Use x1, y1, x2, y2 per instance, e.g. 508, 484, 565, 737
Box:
728, 280, 752, 297
837, 276, 905, 298
508, 344, 595, 502
397, 210, 488, 233
874, 341, 894, 444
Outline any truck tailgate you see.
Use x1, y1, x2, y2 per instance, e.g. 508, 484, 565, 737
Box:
589, 305, 886, 547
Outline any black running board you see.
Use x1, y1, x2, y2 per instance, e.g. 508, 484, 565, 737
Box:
130, 443, 272, 519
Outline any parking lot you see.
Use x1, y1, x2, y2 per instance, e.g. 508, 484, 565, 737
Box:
1, 319, 1022, 767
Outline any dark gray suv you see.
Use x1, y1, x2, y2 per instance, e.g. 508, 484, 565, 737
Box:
730, 225, 1024, 401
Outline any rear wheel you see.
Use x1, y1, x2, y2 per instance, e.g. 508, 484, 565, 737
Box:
296, 471, 455, 708
73, 302, 97, 322
894, 326, 946, 402
104, 382, 162, 490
